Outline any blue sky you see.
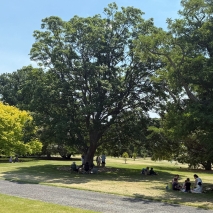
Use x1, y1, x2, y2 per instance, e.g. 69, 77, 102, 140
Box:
0, 0, 181, 74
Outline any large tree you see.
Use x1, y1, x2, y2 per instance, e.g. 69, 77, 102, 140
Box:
135, 0, 213, 169
26, 3, 159, 164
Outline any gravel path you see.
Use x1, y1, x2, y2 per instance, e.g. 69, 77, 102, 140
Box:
0, 179, 212, 213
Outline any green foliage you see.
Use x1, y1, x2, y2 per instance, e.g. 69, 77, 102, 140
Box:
2, 0, 213, 169
135, 0, 213, 170
2, 3, 157, 163
122, 152, 129, 163
0, 102, 42, 156
132, 152, 137, 161
97, 109, 149, 157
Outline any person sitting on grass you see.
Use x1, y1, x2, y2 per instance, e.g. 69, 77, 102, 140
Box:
172, 177, 182, 191
71, 162, 78, 172
172, 174, 180, 183
191, 174, 202, 193
149, 168, 158, 175
141, 168, 145, 174
166, 174, 180, 190
141, 167, 150, 175
84, 162, 90, 173
181, 178, 191, 192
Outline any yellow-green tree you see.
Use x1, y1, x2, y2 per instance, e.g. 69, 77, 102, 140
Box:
122, 152, 129, 164
0, 102, 42, 156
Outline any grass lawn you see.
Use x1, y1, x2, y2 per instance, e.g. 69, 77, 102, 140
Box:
0, 156, 212, 209
0, 193, 96, 213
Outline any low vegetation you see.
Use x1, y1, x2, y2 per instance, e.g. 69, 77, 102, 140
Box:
0, 193, 96, 213
0, 157, 212, 209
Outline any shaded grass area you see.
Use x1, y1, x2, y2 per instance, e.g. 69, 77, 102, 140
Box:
0, 157, 213, 209
0, 193, 97, 213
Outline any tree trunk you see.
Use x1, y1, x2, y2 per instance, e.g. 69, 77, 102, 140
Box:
84, 131, 100, 166
202, 160, 212, 170
84, 144, 97, 166
46, 153, 51, 159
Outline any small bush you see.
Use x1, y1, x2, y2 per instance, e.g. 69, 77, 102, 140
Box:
132, 153, 137, 161
122, 152, 129, 164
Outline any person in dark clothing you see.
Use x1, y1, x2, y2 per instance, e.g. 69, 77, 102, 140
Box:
141, 167, 150, 175
185, 178, 191, 192
149, 168, 157, 175
84, 162, 90, 173
172, 178, 181, 190
71, 162, 78, 172
181, 178, 191, 192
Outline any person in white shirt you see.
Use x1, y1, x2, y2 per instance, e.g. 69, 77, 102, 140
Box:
101, 154, 106, 167
191, 174, 202, 193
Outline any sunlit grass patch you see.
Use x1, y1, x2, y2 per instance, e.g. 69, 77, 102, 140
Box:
0, 156, 213, 209
0, 193, 96, 213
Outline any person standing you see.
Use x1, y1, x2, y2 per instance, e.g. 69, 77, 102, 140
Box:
101, 154, 106, 167
81, 154, 84, 166
15, 156, 19, 162
96, 156, 101, 166
9, 156, 13, 163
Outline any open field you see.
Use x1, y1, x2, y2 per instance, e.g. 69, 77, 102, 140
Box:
0, 157, 212, 209
0, 193, 96, 213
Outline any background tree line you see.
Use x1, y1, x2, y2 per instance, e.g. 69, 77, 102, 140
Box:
0, 0, 212, 169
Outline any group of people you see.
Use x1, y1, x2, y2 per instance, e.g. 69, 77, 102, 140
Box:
81, 154, 106, 166
9, 156, 19, 163
96, 154, 106, 167
141, 167, 158, 175
70, 154, 107, 174
71, 161, 92, 173
171, 174, 203, 193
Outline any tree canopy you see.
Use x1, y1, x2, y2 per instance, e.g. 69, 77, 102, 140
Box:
0, 102, 42, 156
135, 0, 213, 169
0, 0, 213, 169
25, 3, 159, 164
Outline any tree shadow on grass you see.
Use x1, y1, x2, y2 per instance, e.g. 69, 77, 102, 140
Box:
0, 157, 40, 163
121, 196, 181, 207
121, 194, 213, 211
128, 190, 213, 210
1, 163, 178, 184
2, 163, 213, 184
1, 163, 213, 209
